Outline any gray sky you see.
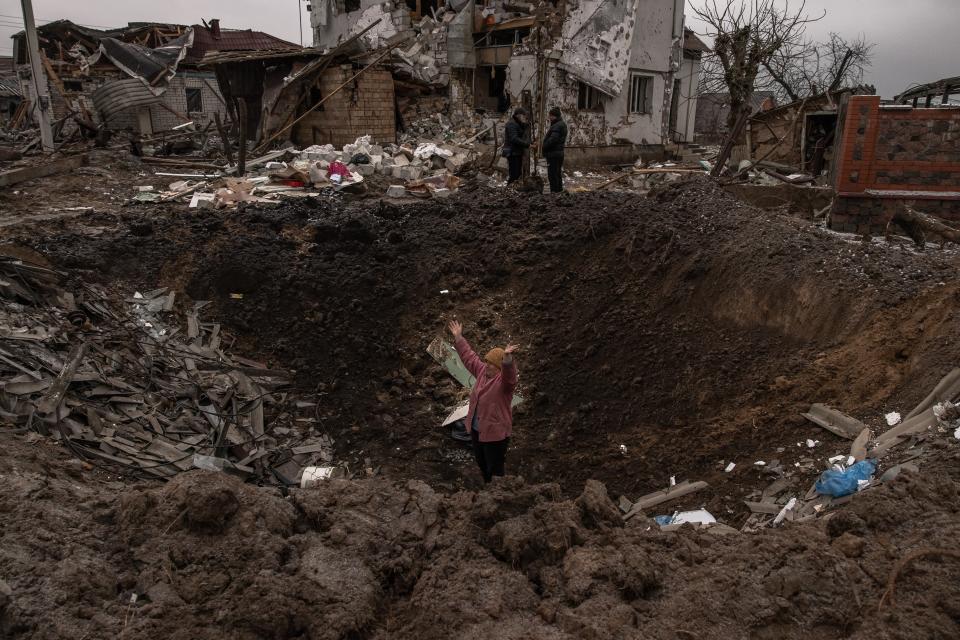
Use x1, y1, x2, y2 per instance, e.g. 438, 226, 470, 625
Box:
2, 1, 958, 98
687, 0, 960, 98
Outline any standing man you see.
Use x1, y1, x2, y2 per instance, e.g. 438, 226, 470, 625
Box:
542, 106, 568, 193
504, 107, 531, 184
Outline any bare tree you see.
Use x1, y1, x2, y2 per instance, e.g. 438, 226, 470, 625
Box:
693, 0, 824, 130
762, 33, 875, 103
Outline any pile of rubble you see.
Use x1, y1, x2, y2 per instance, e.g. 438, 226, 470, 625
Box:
132, 135, 471, 207
0, 252, 338, 486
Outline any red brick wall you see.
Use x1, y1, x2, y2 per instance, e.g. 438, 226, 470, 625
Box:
292, 65, 395, 148
835, 96, 960, 193
831, 95, 960, 233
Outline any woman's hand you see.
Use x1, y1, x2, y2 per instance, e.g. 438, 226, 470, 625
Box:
448, 320, 463, 340
504, 344, 519, 355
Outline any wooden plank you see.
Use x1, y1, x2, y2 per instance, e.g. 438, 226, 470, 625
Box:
744, 501, 782, 515
0, 154, 89, 189
37, 342, 86, 415
40, 52, 67, 97
801, 403, 867, 440
624, 480, 709, 517
291, 443, 329, 455
236, 373, 264, 437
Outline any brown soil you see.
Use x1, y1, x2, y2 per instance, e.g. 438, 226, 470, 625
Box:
18, 177, 960, 502
3, 169, 960, 638
2, 432, 959, 639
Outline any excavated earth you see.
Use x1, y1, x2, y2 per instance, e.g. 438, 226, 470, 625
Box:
2, 175, 960, 638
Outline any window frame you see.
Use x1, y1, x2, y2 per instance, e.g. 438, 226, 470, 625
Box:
577, 82, 603, 112
185, 87, 203, 114
628, 73, 654, 115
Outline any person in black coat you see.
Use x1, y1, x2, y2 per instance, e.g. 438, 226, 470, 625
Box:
504, 107, 531, 184
542, 106, 568, 193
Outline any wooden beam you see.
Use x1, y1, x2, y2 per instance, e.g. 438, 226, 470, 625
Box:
623, 480, 709, 519
158, 102, 192, 122
0, 154, 88, 189
40, 52, 67, 97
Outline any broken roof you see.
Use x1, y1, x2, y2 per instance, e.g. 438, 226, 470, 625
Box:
895, 75, 960, 104
187, 27, 299, 62
683, 30, 710, 54
11, 18, 298, 67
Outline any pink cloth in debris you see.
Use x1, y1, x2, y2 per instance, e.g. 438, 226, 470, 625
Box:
327, 161, 351, 178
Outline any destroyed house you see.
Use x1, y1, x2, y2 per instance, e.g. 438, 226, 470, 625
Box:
11, 20, 298, 136
895, 75, 960, 108
309, 0, 703, 163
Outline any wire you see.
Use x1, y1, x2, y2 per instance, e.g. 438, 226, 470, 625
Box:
0, 14, 115, 29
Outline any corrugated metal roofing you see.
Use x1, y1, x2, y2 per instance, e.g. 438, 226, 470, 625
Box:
0, 76, 22, 98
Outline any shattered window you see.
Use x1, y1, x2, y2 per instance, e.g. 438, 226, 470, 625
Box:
577, 82, 602, 111
186, 88, 203, 114
629, 74, 653, 115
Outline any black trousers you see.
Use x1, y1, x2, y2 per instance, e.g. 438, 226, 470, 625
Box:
507, 155, 523, 183
471, 429, 509, 483
547, 156, 564, 192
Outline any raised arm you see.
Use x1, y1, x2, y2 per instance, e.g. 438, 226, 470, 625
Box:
501, 344, 519, 393
448, 320, 486, 379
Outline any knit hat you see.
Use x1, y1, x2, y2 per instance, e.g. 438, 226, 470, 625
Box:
549, 106, 562, 117
513, 107, 528, 118
484, 347, 505, 370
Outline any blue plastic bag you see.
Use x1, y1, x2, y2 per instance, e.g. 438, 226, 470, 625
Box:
815, 460, 876, 497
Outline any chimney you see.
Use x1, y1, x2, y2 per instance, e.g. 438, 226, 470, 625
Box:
209, 18, 221, 39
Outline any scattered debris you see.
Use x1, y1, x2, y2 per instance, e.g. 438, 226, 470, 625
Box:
0, 253, 335, 485
802, 403, 869, 439
815, 460, 876, 497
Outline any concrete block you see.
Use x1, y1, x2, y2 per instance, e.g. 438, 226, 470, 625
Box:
356, 164, 376, 176
386, 185, 407, 197
432, 188, 451, 199
400, 166, 424, 181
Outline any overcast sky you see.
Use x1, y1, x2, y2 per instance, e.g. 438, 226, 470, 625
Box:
2, 0, 958, 98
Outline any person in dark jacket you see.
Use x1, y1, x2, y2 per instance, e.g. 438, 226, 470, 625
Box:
504, 107, 531, 184
542, 106, 568, 193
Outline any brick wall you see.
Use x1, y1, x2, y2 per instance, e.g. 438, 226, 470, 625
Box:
831, 95, 960, 233
27, 66, 226, 135
292, 65, 395, 148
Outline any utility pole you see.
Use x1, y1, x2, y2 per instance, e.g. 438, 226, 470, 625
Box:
298, 0, 304, 46
20, 0, 54, 151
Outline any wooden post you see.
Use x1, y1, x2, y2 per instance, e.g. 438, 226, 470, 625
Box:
236, 98, 248, 176
214, 112, 234, 164
711, 108, 749, 177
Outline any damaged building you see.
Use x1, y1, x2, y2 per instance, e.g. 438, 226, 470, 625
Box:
310, 0, 704, 163
10, 20, 298, 137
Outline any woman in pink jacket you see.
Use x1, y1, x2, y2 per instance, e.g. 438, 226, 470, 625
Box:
448, 320, 519, 483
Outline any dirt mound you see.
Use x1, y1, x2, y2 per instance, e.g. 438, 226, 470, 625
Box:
3, 438, 960, 639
